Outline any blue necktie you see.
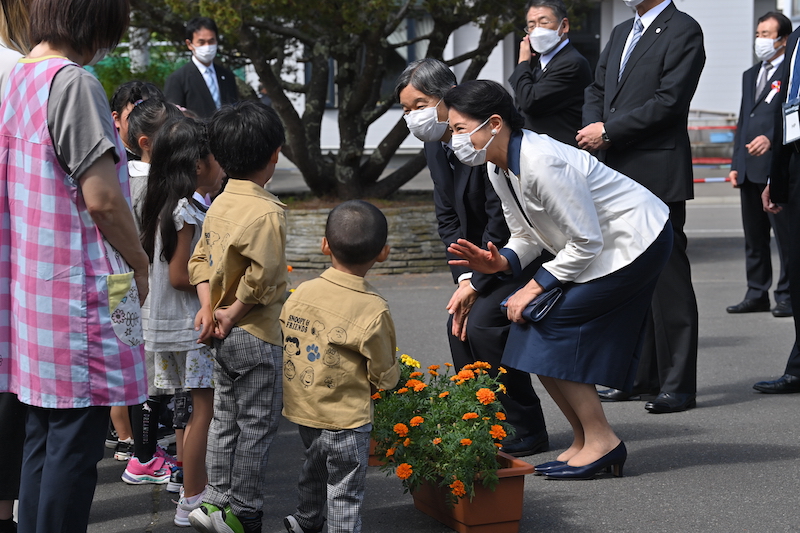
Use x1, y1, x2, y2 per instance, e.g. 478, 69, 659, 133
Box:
205, 67, 221, 108
619, 19, 644, 81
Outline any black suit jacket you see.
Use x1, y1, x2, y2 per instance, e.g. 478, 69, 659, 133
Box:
583, 2, 705, 202
770, 27, 800, 204
164, 60, 239, 119
732, 60, 786, 185
508, 42, 592, 147
424, 142, 510, 293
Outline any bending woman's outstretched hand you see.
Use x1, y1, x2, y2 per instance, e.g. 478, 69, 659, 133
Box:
447, 239, 509, 274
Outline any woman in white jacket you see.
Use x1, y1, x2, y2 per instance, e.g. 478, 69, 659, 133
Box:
445, 80, 672, 480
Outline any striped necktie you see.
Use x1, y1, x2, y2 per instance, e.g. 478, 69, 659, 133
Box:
619, 19, 644, 81
204, 66, 221, 108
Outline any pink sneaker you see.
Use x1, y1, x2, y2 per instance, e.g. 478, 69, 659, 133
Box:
155, 445, 178, 468
122, 457, 170, 485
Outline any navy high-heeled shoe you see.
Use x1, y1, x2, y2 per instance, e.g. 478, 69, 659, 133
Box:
533, 460, 567, 476
544, 442, 627, 480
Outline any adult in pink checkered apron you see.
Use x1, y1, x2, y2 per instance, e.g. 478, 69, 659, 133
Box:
0, 1, 148, 531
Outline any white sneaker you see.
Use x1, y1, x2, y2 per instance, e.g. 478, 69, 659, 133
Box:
174, 486, 206, 527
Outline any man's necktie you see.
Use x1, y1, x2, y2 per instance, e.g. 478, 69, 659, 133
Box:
618, 19, 644, 81
756, 62, 773, 101
205, 67, 221, 108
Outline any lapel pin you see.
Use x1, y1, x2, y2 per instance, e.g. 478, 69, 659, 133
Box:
655, 28, 661, 34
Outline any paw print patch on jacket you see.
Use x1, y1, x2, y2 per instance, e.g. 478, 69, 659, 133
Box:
306, 344, 320, 361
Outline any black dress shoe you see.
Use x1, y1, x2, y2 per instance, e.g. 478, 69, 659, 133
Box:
597, 388, 640, 401
644, 392, 696, 413
726, 298, 770, 313
753, 374, 800, 394
500, 430, 549, 457
772, 300, 793, 317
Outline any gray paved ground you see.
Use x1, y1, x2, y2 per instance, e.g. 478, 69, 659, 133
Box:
86, 170, 800, 533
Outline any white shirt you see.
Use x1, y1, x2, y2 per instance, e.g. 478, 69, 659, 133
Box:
620, 0, 672, 65
491, 131, 669, 284
757, 53, 784, 87
192, 55, 218, 101
540, 38, 570, 71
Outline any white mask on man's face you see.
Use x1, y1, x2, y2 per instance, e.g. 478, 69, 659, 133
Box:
451, 117, 496, 167
193, 43, 218, 64
404, 99, 449, 142
754, 37, 783, 62
623, 0, 645, 7
528, 21, 564, 55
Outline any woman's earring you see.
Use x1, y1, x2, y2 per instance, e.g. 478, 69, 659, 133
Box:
491, 129, 497, 135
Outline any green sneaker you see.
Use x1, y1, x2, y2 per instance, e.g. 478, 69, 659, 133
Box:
212, 506, 244, 533
188, 502, 244, 533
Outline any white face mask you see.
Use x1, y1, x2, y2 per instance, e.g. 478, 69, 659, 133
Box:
193, 43, 218, 64
754, 37, 783, 62
452, 117, 496, 167
623, 0, 644, 7
529, 22, 564, 55
404, 99, 449, 142
87, 47, 109, 67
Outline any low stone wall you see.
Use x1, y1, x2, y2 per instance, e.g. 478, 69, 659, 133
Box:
286, 205, 448, 274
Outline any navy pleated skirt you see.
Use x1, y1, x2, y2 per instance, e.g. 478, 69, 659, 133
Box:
501, 223, 673, 391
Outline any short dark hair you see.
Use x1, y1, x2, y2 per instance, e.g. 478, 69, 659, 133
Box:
126, 98, 183, 156
444, 80, 525, 133
208, 101, 285, 179
525, 0, 567, 23
30, 0, 129, 56
325, 200, 388, 266
757, 11, 792, 39
185, 16, 218, 42
395, 58, 457, 102
110, 81, 164, 115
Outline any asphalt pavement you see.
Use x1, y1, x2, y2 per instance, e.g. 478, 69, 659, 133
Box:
86, 166, 800, 533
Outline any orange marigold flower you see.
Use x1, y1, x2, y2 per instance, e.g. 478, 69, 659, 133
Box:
396, 463, 413, 480
495, 412, 507, 420
396, 388, 409, 394
498, 366, 508, 374
462, 363, 476, 371
490, 425, 507, 440
409, 371, 423, 378
444, 362, 453, 367
403, 438, 411, 447
450, 479, 466, 497
474, 361, 492, 369
460, 438, 472, 446
495, 443, 503, 448
405, 379, 427, 391
410, 416, 424, 427
386, 448, 396, 457
371, 392, 381, 400
482, 417, 490, 420
428, 370, 439, 376
394, 423, 409, 437
432, 438, 442, 445
428, 365, 440, 371
438, 391, 450, 398
499, 384, 507, 394
476, 388, 496, 405
462, 412, 479, 421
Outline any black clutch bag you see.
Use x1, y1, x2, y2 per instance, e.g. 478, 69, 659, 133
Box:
500, 286, 563, 322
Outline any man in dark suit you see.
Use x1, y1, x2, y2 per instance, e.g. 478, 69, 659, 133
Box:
395, 59, 550, 456
751, 23, 800, 394
726, 12, 792, 318
164, 17, 238, 119
508, 0, 592, 147
577, 0, 705, 413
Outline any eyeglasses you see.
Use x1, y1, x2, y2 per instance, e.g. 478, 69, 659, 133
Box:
523, 19, 558, 33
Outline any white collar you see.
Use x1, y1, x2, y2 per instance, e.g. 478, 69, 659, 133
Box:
636, 0, 671, 32
192, 55, 215, 74
540, 39, 570, 70
192, 191, 211, 207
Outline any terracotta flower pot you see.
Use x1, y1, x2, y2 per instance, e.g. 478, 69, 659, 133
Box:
368, 438, 384, 466
410, 451, 535, 533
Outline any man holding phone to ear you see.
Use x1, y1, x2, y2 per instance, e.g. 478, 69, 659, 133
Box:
508, 0, 592, 147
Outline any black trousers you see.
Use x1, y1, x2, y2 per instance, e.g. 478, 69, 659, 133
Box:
739, 179, 791, 303
18, 405, 110, 533
0, 393, 25, 501
633, 201, 699, 395
782, 154, 800, 376
448, 260, 548, 439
